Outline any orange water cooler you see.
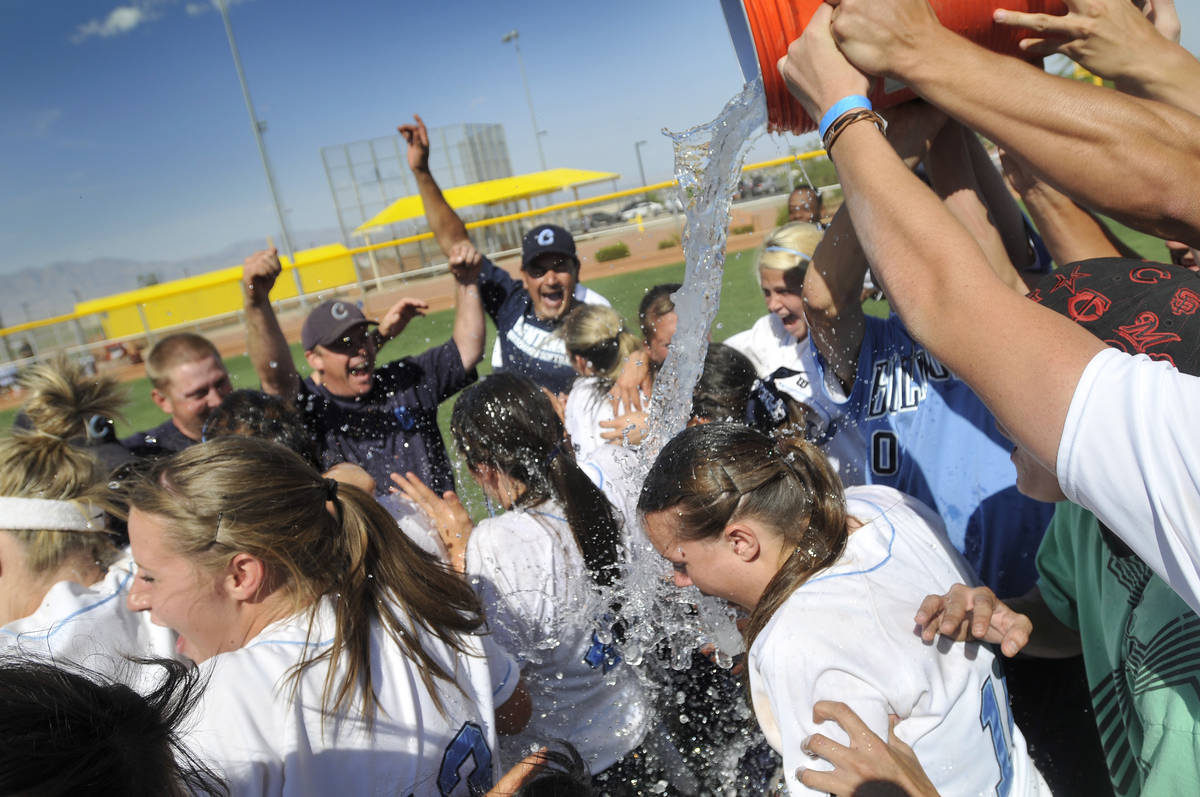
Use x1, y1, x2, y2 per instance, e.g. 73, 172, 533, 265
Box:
721, 0, 1068, 133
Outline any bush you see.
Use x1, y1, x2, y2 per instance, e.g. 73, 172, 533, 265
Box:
730, 223, 755, 235
595, 242, 631, 262
657, 237, 679, 250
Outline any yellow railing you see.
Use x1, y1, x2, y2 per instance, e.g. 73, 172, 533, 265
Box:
1, 149, 828, 340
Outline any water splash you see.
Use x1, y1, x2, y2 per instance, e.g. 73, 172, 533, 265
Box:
620, 77, 766, 666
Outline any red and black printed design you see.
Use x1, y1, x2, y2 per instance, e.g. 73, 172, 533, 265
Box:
1030, 257, 1200, 374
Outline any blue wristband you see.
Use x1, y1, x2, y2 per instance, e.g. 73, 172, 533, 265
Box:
818, 95, 872, 141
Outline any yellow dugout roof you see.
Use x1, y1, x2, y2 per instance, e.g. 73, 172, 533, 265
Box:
355, 167, 619, 233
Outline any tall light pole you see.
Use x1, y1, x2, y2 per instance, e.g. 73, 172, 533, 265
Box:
216, 0, 305, 300
501, 29, 548, 172
634, 140, 648, 189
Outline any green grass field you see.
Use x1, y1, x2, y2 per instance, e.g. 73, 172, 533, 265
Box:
0, 221, 1169, 513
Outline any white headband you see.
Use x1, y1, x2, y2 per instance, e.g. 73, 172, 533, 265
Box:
0, 497, 106, 532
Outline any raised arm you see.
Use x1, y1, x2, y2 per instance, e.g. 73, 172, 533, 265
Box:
447, 241, 486, 370
828, 0, 1200, 243
998, 148, 1123, 267
923, 121, 1025, 294
803, 204, 868, 394
803, 102, 945, 393
781, 5, 1106, 469
242, 248, 301, 398
399, 114, 472, 255
994, 0, 1200, 117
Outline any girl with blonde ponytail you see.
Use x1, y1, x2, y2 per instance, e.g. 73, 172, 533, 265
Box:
638, 423, 1050, 797
0, 358, 175, 689
124, 436, 529, 796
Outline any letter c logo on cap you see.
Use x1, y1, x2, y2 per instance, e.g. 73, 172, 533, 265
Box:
537, 228, 555, 246
331, 302, 348, 320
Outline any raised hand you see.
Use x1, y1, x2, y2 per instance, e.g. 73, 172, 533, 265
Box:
398, 114, 431, 174
776, 3, 871, 124
390, 471, 473, 570
242, 247, 282, 306
448, 240, 483, 284
377, 297, 429, 341
994, 0, 1180, 82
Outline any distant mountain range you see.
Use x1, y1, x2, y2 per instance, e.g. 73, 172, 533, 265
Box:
0, 228, 344, 327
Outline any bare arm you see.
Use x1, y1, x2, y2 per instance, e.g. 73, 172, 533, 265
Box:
829, 0, 1200, 243
924, 121, 1025, 294
781, 5, 1105, 470
995, 0, 1200, 116
803, 102, 946, 393
803, 204, 868, 393
447, 241, 486, 370
242, 248, 301, 398
999, 148, 1122, 266
399, 114, 472, 255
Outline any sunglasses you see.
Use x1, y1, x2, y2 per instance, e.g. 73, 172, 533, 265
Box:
524, 257, 575, 280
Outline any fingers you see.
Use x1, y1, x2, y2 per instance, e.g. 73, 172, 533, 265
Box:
389, 471, 438, 510
996, 609, 1033, 657
811, 700, 873, 739
914, 593, 947, 641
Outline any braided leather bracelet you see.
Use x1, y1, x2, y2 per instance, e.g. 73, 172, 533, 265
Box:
822, 108, 887, 156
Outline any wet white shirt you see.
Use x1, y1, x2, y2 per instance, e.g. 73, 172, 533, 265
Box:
0, 554, 177, 692
466, 500, 650, 773
186, 598, 518, 797
749, 485, 1047, 797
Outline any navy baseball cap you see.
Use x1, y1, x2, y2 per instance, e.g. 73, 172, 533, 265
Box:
522, 224, 578, 269
301, 300, 375, 351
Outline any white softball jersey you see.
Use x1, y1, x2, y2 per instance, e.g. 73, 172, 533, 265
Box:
1058, 348, 1200, 618
748, 485, 1048, 797
184, 598, 519, 797
465, 501, 651, 773
724, 313, 865, 485
0, 554, 177, 692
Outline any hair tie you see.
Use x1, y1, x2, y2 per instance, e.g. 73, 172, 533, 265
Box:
324, 478, 340, 502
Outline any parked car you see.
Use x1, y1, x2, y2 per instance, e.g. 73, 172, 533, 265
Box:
619, 200, 664, 221
587, 211, 621, 227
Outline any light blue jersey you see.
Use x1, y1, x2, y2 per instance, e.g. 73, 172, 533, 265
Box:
814, 315, 1054, 595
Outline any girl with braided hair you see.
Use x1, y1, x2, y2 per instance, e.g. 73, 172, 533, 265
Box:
393, 372, 659, 793
638, 422, 1049, 797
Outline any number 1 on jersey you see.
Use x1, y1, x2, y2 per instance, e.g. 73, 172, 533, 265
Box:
979, 671, 1014, 797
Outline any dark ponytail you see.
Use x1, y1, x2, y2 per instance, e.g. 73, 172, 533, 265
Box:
451, 373, 623, 587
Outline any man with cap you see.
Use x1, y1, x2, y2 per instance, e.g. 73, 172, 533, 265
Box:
240, 245, 485, 495
400, 114, 610, 395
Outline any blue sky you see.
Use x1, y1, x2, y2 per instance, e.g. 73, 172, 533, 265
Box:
2, 0, 1198, 275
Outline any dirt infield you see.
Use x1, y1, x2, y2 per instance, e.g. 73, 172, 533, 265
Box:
0, 198, 788, 410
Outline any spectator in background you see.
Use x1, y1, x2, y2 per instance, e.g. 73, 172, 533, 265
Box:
400, 114, 614, 396
121, 333, 231, 457
638, 282, 681, 374
241, 247, 484, 496
787, 184, 822, 225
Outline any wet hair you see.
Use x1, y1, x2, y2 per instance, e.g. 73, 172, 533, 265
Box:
692, 344, 757, 423
0, 657, 227, 796
638, 423, 847, 649
0, 357, 122, 575
756, 221, 824, 283
125, 436, 483, 723
559, 304, 642, 384
638, 283, 681, 342
202, 389, 320, 469
789, 185, 822, 218
145, 333, 222, 391
514, 742, 593, 796
450, 373, 623, 587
